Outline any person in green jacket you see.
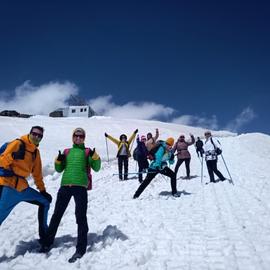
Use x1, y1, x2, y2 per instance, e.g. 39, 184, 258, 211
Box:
40, 128, 101, 263
105, 129, 137, 180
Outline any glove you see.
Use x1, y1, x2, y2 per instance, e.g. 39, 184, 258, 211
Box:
105, 132, 108, 137
89, 148, 100, 160
89, 148, 95, 157
134, 129, 138, 134
57, 150, 66, 162
40, 191, 52, 203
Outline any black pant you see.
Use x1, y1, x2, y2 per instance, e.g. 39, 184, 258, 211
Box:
137, 157, 149, 183
118, 156, 128, 180
133, 167, 177, 198
45, 186, 88, 254
174, 158, 191, 178
206, 159, 225, 182
196, 149, 204, 157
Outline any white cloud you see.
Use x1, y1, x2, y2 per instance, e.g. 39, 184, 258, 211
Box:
0, 82, 256, 134
225, 107, 256, 132
172, 114, 219, 130
0, 81, 78, 115
89, 95, 175, 120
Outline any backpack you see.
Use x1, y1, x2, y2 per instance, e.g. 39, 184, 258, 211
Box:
63, 148, 92, 190
210, 138, 222, 156
133, 147, 138, 161
147, 140, 165, 161
0, 139, 36, 177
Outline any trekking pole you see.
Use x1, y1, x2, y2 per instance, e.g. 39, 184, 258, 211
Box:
130, 136, 135, 152
200, 156, 203, 185
220, 154, 234, 185
105, 137, 109, 163
112, 171, 157, 176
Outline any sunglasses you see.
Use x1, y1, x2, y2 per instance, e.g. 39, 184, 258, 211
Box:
180, 136, 185, 139
205, 133, 211, 136
31, 131, 43, 139
73, 134, 85, 139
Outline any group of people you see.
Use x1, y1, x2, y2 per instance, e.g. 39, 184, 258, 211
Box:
105, 128, 226, 198
0, 125, 225, 262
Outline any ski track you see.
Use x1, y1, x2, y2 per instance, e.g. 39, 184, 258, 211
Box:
1, 137, 270, 269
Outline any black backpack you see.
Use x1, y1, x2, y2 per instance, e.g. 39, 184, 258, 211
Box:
0, 139, 28, 176
210, 138, 222, 155
133, 147, 138, 161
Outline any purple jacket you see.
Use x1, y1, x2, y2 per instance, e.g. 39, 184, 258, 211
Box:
172, 135, 195, 159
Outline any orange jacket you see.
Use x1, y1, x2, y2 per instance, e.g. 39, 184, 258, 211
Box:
0, 134, 45, 192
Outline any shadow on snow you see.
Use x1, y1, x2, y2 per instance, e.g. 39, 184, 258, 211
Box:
159, 190, 192, 197
0, 225, 128, 263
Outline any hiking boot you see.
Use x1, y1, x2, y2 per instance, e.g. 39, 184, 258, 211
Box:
39, 245, 51, 253
68, 252, 84, 263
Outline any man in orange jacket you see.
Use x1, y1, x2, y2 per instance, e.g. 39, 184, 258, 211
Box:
0, 126, 52, 244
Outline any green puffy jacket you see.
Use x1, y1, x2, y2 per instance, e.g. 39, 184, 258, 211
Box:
55, 143, 101, 187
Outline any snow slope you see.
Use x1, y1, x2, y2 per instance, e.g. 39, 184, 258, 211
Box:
0, 116, 270, 270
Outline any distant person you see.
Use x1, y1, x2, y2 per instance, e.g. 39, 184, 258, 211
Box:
172, 134, 195, 179
195, 137, 204, 157
135, 135, 149, 183
105, 129, 138, 180
145, 128, 159, 152
40, 128, 101, 263
203, 131, 225, 183
0, 126, 52, 245
133, 137, 178, 198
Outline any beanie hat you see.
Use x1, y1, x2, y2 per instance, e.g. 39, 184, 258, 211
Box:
166, 137, 174, 146
73, 127, 86, 136
141, 135, 146, 141
119, 134, 127, 140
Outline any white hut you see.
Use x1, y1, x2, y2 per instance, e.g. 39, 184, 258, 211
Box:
49, 95, 96, 118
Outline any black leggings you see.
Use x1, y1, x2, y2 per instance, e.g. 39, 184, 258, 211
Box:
45, 186, 88, 254
118, 156, 128, 180
206, 159, 225, 182
174, 158, 191, 178
133, 167, 177, 198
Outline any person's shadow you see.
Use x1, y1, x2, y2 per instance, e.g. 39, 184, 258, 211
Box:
0, 225, 128, 263
159, 190, 192, 197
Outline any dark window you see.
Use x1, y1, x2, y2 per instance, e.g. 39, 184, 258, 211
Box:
80, 108, 83, 112
72, 109, 76, 113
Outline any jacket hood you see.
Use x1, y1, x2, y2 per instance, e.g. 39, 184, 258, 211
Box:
20, 134, 38, 152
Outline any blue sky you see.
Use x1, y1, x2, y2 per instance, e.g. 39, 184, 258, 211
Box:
0, 0, 269, 134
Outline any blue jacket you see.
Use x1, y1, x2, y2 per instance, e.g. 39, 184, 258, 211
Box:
149, 142, 174, 170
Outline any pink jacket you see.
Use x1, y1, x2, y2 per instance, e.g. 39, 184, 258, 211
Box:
173, 135, 195, 159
